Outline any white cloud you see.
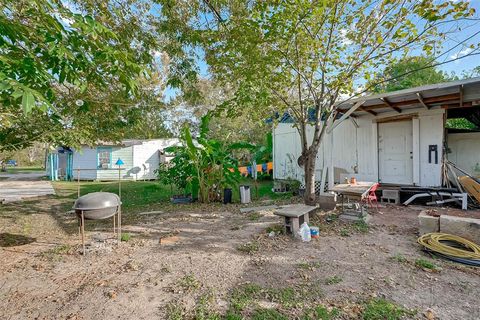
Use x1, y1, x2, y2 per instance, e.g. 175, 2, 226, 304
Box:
450, 47, 473, 63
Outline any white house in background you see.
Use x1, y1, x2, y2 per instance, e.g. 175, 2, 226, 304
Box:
273, 78, 480, 191
49, 139, 180, 181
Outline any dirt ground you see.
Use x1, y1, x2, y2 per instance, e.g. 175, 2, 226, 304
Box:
1, 195, 480, 320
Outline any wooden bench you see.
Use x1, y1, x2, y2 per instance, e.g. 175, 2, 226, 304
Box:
274, 204, 317, 237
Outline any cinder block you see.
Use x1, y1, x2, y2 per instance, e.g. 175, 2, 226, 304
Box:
440, 215, 480, 244
418, 211, 440, 235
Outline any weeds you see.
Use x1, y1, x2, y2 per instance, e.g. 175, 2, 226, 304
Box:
325, 275, 343, 285
194, 293, 221, 320
353, 220, 369, 233
415, 259, 438, 271
251, 308, 288, 320
230, 283, 262, 311
340, 229, 350, 237
41, 244, 72, 261
302, 305, 340, 320
362, 298, 416, 320
237, 241, 259, 254
121, 233, 131, 242
265, 224, 284, 234
390, 254, 407, 263
297, 261, 321, 270
177, 274, 201, 292
165, 302, 185, 320
247, 212, 262, 221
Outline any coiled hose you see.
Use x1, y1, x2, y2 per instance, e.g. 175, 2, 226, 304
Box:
418, 233, 480, 266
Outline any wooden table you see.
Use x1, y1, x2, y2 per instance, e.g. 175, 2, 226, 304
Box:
330, 182, 377, 214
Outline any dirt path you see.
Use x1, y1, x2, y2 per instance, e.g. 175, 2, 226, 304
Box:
1, 202, 480, 319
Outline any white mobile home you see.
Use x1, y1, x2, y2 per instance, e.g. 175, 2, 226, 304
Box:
273, 78, 480, 191
48, 139, 179, 181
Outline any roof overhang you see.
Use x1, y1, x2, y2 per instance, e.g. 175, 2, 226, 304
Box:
335, 77, 480, 117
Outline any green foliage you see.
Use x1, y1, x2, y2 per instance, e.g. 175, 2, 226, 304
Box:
0, 0, 150, 151
325, 275, 343, 285
120, 233, 131, 242
362, 299, 415, 320
157, 0, 474, 204
415, 258, 438, 270
236, 241, 259, 254
177, 274, 201, 292
370, 56, 449, 93
446, 118, 477, 130
251, 308, 288, 320
302, 306, 340, 320
159, 115, 253, 203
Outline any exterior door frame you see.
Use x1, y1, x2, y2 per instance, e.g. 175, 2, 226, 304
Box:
377, 118, 416, 185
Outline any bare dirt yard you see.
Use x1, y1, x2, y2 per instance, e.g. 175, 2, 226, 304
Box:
1, 191, 480, 320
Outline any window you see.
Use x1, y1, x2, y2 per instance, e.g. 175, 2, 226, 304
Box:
97, 147, 111, 169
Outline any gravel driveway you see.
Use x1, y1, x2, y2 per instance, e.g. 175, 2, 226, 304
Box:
0, 171, 55, 203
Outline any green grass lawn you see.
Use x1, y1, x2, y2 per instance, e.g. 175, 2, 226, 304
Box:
53, 178, 291, 213
3, 166, 44, 173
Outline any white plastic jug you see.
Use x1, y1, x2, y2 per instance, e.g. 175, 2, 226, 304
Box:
299, 222, 311, 242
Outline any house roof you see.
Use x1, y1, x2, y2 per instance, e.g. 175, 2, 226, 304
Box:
336, 77, 480, 117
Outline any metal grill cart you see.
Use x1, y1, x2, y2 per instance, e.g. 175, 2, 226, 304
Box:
73, 192, 122, 255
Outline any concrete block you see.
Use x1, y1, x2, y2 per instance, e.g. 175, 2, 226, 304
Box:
418, 211, 440, 235
440, 215, 480, 244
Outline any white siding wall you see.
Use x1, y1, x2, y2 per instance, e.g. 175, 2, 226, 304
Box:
96, 146, 134, 181
447, 132, 480, 177
72, 147, 98, 180
273, 107, 445, 187
418, 110, 444, 186
132, 139, 180, 180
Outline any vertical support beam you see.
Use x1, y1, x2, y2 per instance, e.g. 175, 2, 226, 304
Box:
459, 85, 464, 107
412, 118, 420, 186
371, 122, 379, 182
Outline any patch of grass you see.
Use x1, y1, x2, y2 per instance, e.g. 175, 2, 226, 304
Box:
165, 302, 185, 320
251, 308, 288, 320
302, 306, 340, 320
266, 287, 297, 307
325, 275, 343, 285
297, 261, 321, 271
237, 241, 259, 254
230, 283, 262, 311
362, 298, 415, 320
177, 274, 201, 292
265, 224, 284, 234
120, 233, 131, 242
224, 311, 244, 320
390, 254, 408, 263
415, 258, 438, 270
340, 229, 350, 237
41, 244, 72, 260
194, 293, 221, 320
247, 212, 262, 221
353, 220, 369, 233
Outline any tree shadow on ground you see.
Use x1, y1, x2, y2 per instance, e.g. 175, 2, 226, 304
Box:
0, 233, 36, 247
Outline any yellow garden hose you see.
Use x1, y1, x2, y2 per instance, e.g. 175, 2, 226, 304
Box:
418, 233, 480, 261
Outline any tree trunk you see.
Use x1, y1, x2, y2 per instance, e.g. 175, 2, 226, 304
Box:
303, 152, 317, 205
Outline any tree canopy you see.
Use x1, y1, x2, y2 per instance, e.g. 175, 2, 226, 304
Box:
369, 56, 450, 93
157, 0, 477, 203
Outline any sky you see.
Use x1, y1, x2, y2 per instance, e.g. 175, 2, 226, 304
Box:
164, 0, 480, 102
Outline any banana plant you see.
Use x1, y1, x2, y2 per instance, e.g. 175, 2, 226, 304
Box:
160, 115, 254, 203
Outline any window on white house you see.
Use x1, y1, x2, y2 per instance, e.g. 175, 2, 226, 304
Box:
97, 148, 111, 168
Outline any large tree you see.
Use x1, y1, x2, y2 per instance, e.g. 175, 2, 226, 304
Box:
369, 56, 450, 93
0, 0, 169, 151
158, 0, 477, 204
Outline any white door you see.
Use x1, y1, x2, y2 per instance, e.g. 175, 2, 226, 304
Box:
378, 120, 413, 185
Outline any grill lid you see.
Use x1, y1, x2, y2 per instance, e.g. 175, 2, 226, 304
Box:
73, 192, 121, 210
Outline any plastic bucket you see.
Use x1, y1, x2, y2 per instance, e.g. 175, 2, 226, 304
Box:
310, 226, 320, 239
